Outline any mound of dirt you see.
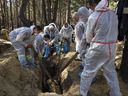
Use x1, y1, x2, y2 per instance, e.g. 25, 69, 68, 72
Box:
1, 41, 127, 96
0, 40, 74, 96
0, 50, 41, 96
0, 39, 12, 54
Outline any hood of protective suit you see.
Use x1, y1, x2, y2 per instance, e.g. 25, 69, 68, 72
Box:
49, 23, 57, 28
95, 0, 109, 12
44, 26, 49, 33
49, 25, 55, 31
62, 24, 70, 30
48, 23, 58, 32
77, 7, 89, 23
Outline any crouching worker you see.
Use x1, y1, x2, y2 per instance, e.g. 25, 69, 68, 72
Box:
32, 25, 44, 62
40, 34, 51, 59
41, 34, 60, 59
60, 23, 73, 53
44, 23, 61, 55
9, 26, 36, 68
35, 33, 54, 59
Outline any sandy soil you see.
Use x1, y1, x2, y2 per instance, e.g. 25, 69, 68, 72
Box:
0, 41, 127, 96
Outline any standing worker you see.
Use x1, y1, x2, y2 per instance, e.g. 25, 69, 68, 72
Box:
117, 0, 128, 84
74, 6, 89, 60
80, 0, 122, 96
60, 23, 73, 53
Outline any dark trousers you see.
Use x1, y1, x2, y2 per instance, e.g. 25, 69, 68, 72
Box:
120, 40, 128, 83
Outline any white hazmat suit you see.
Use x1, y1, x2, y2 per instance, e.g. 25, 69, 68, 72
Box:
75, 7, 89, 53
80, 0, 122, 96
9, 27, 34, 68
59, 24, 73, 41
33, 32, 44, 54
44, 23, 59, 44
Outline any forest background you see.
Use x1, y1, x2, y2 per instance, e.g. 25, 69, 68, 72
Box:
0, 0, 119, 30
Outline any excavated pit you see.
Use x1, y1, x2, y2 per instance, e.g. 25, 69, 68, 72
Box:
1, 39, 128, 96
0, 39, 74, 96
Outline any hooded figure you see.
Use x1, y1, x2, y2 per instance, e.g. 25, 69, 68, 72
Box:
44, 23, 59, 45
32, 26, 44, 54
60, 23, 73, 53
117, 0, 128, 83
80, 0, 122, 96
9, 27, 35, 68
60, 23, 73, 40
43, 23, 60, 55
75, 6, 89, 60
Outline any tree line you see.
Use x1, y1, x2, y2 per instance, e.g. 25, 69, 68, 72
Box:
0, 0, 119, 30
0, 0, 88, 30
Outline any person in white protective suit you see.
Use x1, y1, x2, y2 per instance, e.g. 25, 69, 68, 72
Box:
80, 0, 122, 96
44, 23, 59, 45
33, 25, 44, 54
9, 26, 36, 68
33, 26, 52, 59
74, 6, 89, 60
88, 8, 93, 15
59, 23, 73, 53
43, 23, 60, 55
60, 23, 73, 41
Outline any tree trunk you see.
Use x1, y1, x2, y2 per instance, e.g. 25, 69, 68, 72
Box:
19, 0, 32, 27
15, 0, 20, 27
3, 0, 7, 27
42, 0, 48, 25
37, 1, 42, 24
27, 1, 31, 21
10, 0, 14, 29
0, 0, 5, 27
47, 0, 52, 23
32, 0, 36, 24
67, 0, 71, 24
6, 0, 9, 28
52, 0, 59, 23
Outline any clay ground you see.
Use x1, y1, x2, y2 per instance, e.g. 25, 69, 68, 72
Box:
63, 42, 128, 96
63, 60, 128, 96
0, 40, 128, 96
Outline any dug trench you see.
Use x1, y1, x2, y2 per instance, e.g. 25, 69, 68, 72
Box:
38, 51, 77, 95
0, 39, 77, 96
1, 39, 128, 96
